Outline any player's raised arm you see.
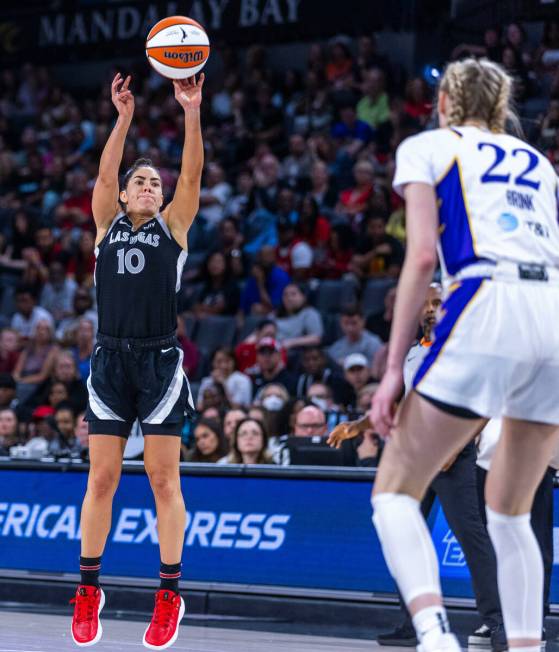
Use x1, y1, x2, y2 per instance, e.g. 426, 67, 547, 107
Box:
92, 73, 134, 238
163, 74, 204, 247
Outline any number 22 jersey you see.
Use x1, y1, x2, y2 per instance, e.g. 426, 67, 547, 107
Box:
392, 126, 559, 279
94, 213, 187, 338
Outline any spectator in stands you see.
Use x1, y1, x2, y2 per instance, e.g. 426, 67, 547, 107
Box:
235, 318, 285, 373
366, 285, 396, 342
325, 39, 354, 84
314, 223, 354, 279
336, 160, 377, 224
198, 162, 232, 229
39, 261, 77, 324
21, 405, 59, 458
34, 225, 65, 269
403, 77, 431, 125
296, 345, 354, 406
357, 382, 380, 413
0, 328, 20, 374
194, 251, 240, 317
275, 284, 323, 350
539, 98, 559, 150
183, 418, 227, 463
240, 246, 291, 315
12, 319, 58, 402
247, 83, 284, 150
535, 19, 559, 73
53, 402, 81, 455
176, 315, 200, 378
293, 405, 327, 437
309, 160, 338, 211
0, 374, 18, 411
331, 105, 374, 159
11, 285, 54, 338
296, 195, 331, 249
251, 337, 297, 395
357, 68, 391, 129
75, 411, 89, 460
451, 26, 502, 63
0, 407, 19, 454
67, 229, 96, 288
217, 217, 247, 279
223, 408, 247, 444
223, 417, 273, 464
198, 347, 252, 409
47, 381, 71, 411
306, 381, 347, 429
72, 317, 94, 383
34, 350, 87, 414
197, 381, 230, 415
328, 306, 383, 365
56, 169, 93, 230
251, 154, 282, 214
343, 353, 374, 397
280, 134, 313, 191
350, 212, 404, 279
56, 287, 97, 342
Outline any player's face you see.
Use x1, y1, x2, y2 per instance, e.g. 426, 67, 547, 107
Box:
121, 167, 163, 216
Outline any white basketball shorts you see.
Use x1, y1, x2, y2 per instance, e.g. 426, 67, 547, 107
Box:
413, 276, 559, 424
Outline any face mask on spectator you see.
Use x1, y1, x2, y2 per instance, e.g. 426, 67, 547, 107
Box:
262, 395, 285, 411
310, 397, 328, 412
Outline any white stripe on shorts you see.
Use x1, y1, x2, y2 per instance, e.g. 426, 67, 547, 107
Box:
87, 373, 125, 422
143, 348, 185, 424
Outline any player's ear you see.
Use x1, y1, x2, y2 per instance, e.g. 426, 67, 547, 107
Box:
119, 189, 128, 205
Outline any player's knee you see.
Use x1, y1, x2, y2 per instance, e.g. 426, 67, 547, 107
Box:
88, 468, 120, 499
146, 468, 181, 502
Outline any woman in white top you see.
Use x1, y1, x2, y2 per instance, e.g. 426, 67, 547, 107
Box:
368, 58, 559, 652
197, 347, 252, 409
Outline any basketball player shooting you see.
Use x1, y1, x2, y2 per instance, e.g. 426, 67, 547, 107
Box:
70, 72, 204, 650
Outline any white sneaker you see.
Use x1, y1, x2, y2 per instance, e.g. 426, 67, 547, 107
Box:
417, 632, 461, 652
468, 624, 491, 648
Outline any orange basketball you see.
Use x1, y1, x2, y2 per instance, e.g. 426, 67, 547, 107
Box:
145, 16, 210, 80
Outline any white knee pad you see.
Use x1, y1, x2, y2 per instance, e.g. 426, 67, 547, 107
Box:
486, 506, 543, 641
372, 492, 441, 604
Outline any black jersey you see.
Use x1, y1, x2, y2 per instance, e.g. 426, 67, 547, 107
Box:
94, 213, 187, 338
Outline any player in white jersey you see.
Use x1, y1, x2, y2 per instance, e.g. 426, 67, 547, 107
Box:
370, 58, 559, 652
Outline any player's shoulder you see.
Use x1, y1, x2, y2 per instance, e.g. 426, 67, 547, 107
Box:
397, 127, 460, 154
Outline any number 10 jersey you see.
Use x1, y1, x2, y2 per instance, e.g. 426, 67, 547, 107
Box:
392, 125, 559, 279
94, 212, 187, 338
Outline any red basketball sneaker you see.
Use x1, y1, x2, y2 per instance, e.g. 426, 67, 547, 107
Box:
70, 585, 105, 647
143, 589, 185, 650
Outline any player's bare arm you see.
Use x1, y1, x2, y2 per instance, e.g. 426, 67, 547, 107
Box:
92, 73, 134, 246
327, 414, 372, 449
162, 74, 205, 250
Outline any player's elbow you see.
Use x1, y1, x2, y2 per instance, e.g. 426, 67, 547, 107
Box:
408, 249, 437, 273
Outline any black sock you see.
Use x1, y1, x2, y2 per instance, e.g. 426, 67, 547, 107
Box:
159, 562, 181, 593
80, 556, 101, 588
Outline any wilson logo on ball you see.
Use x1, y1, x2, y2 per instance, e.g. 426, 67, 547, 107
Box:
145, 15, 210, 79
163, 49, 205, 63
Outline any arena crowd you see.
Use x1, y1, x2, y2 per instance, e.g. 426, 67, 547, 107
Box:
0, 20, 558, 465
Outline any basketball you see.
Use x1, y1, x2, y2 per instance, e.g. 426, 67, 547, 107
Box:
145, 16, 210, 80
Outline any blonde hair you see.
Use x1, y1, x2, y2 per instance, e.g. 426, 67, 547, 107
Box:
439, 58, 518, 134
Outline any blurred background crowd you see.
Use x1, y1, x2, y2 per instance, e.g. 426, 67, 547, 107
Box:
1, 16, 558, 466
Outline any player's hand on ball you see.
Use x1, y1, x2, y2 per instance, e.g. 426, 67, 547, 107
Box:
111, 73, 134, 121
327, 415, 371, 449
370, 367, 403, 439
173, 73, 204, 111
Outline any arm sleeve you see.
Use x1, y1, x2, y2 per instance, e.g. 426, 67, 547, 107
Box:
393, 134, 436, 198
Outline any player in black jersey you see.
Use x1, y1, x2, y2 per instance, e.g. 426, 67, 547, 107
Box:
70, 72, 204, 650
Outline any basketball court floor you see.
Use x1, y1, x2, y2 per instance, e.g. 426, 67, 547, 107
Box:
0, 609, 378, 652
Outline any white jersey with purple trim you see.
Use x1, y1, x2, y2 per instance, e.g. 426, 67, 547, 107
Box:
393, 126, 559, 280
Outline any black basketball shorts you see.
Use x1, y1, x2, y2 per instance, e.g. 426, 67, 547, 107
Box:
85, 333, 195, 438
